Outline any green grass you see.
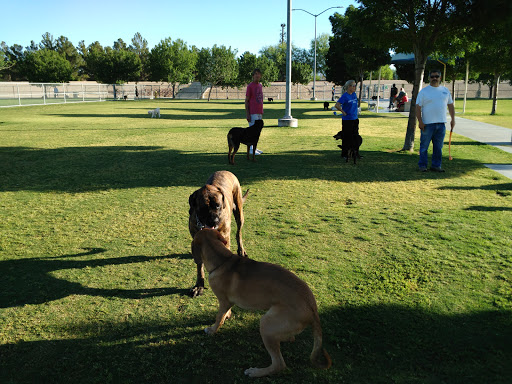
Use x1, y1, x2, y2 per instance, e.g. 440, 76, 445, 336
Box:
454, 98, 512, 128
1, 100, 511, 384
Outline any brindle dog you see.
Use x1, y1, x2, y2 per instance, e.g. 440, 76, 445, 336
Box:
188, 170, 249, 297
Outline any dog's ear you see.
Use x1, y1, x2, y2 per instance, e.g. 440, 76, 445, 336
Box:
189, 190, 199, 214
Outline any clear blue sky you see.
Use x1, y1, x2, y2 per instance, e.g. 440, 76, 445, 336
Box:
1, 0, 357, 55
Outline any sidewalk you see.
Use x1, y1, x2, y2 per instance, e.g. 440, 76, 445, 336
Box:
366, 99, 512, 179
452, 116, 512, 180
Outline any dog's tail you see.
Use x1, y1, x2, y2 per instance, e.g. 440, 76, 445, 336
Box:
242, 189, 250, 204
310, 312, 332, 370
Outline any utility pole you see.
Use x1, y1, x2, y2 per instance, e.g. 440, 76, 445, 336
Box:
280, 24, 286, 44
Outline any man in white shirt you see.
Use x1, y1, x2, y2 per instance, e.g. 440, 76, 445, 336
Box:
416, 70, 455, 172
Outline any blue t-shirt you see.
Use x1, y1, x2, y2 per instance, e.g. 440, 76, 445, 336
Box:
337, 92, 358, 120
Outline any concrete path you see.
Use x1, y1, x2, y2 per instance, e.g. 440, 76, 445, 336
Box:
453, 116, 512, 180
369, 100, 512, 179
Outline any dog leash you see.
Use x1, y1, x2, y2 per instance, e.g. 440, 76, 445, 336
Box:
448, 128, 453, 160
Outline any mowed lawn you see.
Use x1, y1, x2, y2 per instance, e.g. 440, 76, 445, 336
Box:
0, 100, 511, 384
454, 98, 512, 129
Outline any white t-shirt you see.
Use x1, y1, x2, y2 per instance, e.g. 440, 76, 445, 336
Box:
416, 85, 454, 124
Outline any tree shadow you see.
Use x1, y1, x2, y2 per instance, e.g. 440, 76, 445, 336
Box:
0, 249, 190, 308
1, 303, 510, 383
320, 304, 512, 384
0, 146, 490, 193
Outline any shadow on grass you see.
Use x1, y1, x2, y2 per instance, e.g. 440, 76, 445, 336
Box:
0, 249, 191, 308
0, 146, 490, 193
1, 303, 510, 383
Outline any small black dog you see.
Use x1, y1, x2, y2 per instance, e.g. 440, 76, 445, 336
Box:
227, 120, 264, 165
323, 102, 330, 110
267, 97, 274, 102
333, 130, 363, 164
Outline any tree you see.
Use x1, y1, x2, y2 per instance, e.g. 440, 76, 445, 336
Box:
55, 35, 85, 80
0, 43, 24, 80
367, 66, 395, 81
149, 37, 197, 98
356, 0, 482, 151
326, 6, 390, 105
0, 44, 15, 73
259, 43, 288, 81
23, 49, 73, 82
469, 16, 512, 114
291, 62, 313, 85
85, 42, 141, 84
309, 33, 330, 79
259, 43, 312, 83
196, 45, 238, 101
236, 52, 278, 87
129, 33, 150, 81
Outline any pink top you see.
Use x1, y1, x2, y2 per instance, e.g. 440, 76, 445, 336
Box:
246, 82, 263, 115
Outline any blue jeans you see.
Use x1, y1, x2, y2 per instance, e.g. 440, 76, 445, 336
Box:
418, 123, 446, 169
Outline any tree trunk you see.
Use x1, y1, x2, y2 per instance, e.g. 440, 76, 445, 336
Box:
451, 77, 456, 107
358, 71, 364, 107
491, 74, 499, 115
401, 49, 427, 152
208, 85, 213, 102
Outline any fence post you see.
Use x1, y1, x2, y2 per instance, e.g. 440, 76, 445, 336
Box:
42, 84, 46, 105
82, 84, 85, 102
17, 84, 21, 106
63, 84, 67, 103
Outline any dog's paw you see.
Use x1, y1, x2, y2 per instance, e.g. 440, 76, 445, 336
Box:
204, 327, 216, 335
245, 368, 264, 378
189, 286, 204, 298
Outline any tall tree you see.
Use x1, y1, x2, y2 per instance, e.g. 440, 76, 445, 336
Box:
149, 37, 197, 98
469, 12, 512, 115
309, 33, 330, 78
236, 51, 279, 87
196, 45, 238, 101
259, 43, 313, 83
85, 42, 141, 84
326, 6, 390, 105
356, 0, 482, 151
55, 36, 84, 80
23, 49, 73, 82
129, 33, 150, 81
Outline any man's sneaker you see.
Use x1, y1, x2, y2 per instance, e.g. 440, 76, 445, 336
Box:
430, 167, 445, 173
418, 167, 428, 172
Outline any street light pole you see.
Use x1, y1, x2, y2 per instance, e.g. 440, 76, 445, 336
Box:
293, 6, 343, 100
278, 0, 298, 127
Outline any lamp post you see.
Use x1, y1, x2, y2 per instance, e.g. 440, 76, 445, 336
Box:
293, 6, 343, 100
278, 0, 298, 127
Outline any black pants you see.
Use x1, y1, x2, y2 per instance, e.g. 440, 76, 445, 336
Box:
341, 119, 359, 157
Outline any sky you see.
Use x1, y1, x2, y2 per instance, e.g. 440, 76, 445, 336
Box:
1, 0, 357, 55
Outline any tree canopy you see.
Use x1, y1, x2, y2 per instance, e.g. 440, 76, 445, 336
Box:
149, 37, 197, 97
196, 45, 238, 101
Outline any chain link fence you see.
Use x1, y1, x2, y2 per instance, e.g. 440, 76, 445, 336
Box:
2, 80, 510, 107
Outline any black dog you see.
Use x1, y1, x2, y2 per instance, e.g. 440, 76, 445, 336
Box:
333, 130, 363, 164
267, 97, 274, 102
323, 102, 330, 110
227, 120, 264, 164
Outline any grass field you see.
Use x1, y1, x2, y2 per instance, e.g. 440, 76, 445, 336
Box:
1, 100, 511, 384
454, 98, 512, 129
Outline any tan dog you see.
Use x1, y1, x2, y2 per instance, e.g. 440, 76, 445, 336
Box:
192, 229, 332, 378
188, 171, 249, 297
